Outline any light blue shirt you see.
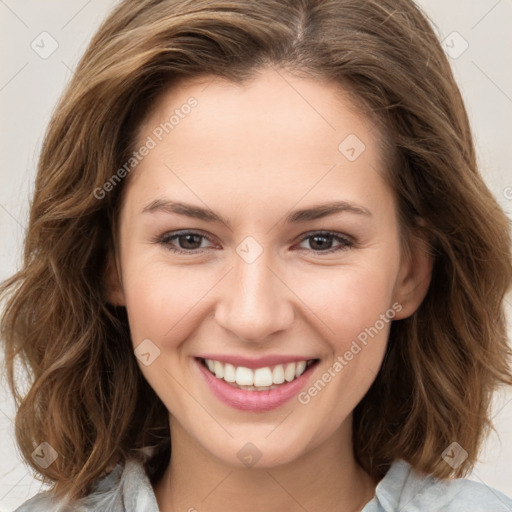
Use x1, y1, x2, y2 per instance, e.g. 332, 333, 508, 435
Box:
14, 457, 512, 511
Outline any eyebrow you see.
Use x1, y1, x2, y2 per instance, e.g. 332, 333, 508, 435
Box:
141, 199, 372, 227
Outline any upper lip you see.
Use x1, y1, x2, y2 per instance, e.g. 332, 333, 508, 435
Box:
195, 354, 318, 369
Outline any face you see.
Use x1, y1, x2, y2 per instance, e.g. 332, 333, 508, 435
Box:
109, 67, 431, 469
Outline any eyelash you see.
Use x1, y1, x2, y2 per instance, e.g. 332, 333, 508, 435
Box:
154, 230, 354, 255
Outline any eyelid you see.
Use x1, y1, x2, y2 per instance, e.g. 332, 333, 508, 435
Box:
294, 230, 354, 253
296, 230, 354, 244
154, 229, 354, 255
155, 229, 217, 252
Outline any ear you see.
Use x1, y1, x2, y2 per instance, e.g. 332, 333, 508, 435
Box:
102, 246, 126, 306
392, 225, 434, 320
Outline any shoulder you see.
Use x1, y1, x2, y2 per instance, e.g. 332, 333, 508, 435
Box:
14, 459, 159, 512
14, 491, 69, 512
364, 459, 512, 512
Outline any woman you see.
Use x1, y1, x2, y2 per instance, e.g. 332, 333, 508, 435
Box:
2, 0, 511, 510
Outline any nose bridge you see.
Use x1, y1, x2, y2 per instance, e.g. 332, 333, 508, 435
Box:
214, 243, 294, 342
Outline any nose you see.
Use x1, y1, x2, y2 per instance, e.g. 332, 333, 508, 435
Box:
214, 249, 295, 343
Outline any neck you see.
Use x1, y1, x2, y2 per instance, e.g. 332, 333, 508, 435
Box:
153, 416, 378, 512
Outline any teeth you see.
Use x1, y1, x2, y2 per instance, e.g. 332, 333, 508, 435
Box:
235, 366, 253, 386
223, 363, 236, 383
203, 358, 313, 389
213, 360, 224, 379
254, 367, 273, 387
272, 364, 285, 384
295, 361, 306, 378
284, 363, 296, 382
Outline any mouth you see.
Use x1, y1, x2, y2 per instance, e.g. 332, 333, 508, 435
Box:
194, 356, 320, 412
198, 357, 318, 391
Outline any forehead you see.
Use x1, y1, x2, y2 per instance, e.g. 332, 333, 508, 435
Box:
121, 68, 392, 221
138, 68, 378, 145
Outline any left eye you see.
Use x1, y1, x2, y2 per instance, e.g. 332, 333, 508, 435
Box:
296, 231, 353, 253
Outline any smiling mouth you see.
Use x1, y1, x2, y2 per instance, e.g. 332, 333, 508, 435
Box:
198, 357, 319, 391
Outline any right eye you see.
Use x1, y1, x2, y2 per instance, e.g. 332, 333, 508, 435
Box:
156, 230, 216, 254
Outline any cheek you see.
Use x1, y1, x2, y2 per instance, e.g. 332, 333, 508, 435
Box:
123, 255, 228, 348
294, 262, 398, 352
122, 258, 210, 345
292, 267, 397, 435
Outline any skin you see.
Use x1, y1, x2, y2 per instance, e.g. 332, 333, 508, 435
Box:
106, 66, 433, 512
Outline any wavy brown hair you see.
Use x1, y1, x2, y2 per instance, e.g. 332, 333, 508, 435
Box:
1, 0, 511, 502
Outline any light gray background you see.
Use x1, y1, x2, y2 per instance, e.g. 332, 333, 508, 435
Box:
1, 1, 511, 510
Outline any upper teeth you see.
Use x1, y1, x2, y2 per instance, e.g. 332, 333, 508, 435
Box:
204, 359, 311, 387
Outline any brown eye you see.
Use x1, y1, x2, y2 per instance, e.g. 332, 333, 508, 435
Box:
158, 231, 214, 253
297, 231, 353, 254
175, 233, 204, 250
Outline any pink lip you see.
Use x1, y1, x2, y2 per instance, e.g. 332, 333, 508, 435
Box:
195, 353, 315, 369
195, 358, 318, 412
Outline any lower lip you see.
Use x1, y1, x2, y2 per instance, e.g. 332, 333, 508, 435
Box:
195, 358, 318, 412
